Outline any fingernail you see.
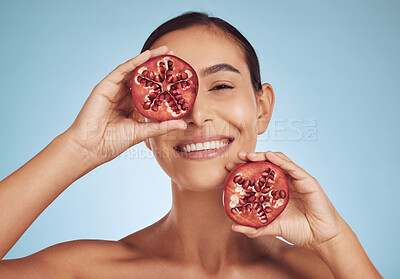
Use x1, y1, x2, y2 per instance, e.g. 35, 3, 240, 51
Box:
178, 121, 187, 129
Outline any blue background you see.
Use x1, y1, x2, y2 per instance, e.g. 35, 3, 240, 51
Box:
1, 0, 399, 277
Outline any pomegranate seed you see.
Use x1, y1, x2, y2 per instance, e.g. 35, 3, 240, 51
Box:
233, 175, 241, 183
143, 102, 151, 110
231, 208, 239, 215
265, 206, 273, 213
239, 198, 246, 205
261, 171, 269, 177
245, 204, 251, 212
182, 72, 188, 79
247, 196, 256, 202
248, 179, 255, 186
259, 177, 266, 183
151, 106, 158, 112
279, 190, 286, 199
242, 180, 250, 189
149, 92, 157, 100
261, 187, 270, 194
142, 70, 148, 77
254, 184, 261, 192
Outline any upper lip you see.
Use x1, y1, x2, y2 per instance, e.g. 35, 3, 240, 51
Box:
174, 134, 234, 148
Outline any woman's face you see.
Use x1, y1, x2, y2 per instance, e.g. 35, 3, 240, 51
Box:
145, 26, 272, 191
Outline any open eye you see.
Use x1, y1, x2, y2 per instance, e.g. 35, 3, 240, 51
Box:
209, 84, 234, 91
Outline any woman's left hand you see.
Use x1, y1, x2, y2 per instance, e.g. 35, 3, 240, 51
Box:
228, 151, 347, 250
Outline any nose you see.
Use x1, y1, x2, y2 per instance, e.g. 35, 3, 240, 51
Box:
184, 91, 213, 127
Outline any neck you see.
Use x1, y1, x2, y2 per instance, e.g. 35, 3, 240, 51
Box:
159, 181, 253, 267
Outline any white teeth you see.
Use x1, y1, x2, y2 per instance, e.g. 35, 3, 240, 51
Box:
177, 139, 231, 153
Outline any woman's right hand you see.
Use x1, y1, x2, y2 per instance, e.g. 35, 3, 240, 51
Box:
63, 46, 187, 168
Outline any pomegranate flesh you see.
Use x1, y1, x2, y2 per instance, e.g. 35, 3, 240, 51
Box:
130, 55, 198, 121
223, 161, 289, 228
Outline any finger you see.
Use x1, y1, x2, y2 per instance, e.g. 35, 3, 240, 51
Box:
246, 152, 269, 162
237, 151, 249, 161
231, 221, 282, 238
134, 119, 187, 142
105, 46, 170, 85
225, 161, 242, 172
265, 151, 309, 180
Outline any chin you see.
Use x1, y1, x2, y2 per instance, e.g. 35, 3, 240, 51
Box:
172, 160, 230, 192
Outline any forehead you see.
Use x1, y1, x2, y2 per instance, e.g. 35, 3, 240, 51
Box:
149, 26, 247, 75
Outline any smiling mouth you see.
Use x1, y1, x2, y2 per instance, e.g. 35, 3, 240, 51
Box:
174, 138, 234, 153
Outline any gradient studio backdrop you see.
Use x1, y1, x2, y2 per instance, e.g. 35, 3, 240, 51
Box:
0, 0, 399, 277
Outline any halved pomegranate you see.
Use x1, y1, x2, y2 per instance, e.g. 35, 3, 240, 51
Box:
223, 161, 289, 228
130, 55, 198, 121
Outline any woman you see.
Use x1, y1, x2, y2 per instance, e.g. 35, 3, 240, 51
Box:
0, 12, 382, 278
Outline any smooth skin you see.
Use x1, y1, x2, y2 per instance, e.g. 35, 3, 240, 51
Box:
0, 25, 382, 279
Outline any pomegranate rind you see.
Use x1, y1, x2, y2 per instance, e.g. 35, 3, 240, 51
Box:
130, 54, 199, 121
223, 161, 289, 228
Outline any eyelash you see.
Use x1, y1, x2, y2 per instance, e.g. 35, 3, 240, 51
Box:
210, 84, 234, 91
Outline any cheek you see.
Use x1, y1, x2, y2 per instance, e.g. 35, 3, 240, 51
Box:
218, 92, 258, 147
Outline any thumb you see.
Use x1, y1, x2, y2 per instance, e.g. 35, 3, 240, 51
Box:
133, 119, 187, 144
231, 221, 282, 239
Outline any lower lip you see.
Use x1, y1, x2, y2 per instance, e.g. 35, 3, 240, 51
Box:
174, 141, 234, 160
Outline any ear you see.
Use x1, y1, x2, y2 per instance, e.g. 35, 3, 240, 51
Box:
132, 107, 153, 151
256, 83, 275, 135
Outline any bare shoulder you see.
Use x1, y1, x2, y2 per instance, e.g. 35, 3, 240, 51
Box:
249, 237, 333, 279
277, 241, 334, 279
0, 239, 136, 279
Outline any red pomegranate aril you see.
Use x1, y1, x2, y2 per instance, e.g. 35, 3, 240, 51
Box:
265, 207, 273, 213
151, 106, 158, 112
181, 72, 188, 79
242, 180, 250, 189
231, 208, 239, 215
143, 102, 151, 110
148, 71, 154, 79
233, 175, 241, 183
223, 161, 289, 228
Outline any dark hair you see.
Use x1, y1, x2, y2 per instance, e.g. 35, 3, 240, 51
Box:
141, 12, 262, 93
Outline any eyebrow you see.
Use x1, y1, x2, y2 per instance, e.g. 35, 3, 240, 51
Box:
201, 63, 241, 76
